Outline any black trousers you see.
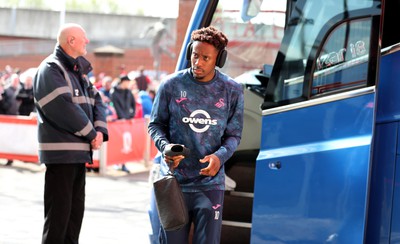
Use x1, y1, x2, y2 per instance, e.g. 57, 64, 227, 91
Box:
162, 190, 224, 244
42, 164, 86, 244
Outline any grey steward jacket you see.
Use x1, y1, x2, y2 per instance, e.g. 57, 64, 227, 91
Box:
33, 45, 109, 164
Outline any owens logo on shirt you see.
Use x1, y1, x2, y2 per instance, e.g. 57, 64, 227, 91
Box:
182, 110, 217, 133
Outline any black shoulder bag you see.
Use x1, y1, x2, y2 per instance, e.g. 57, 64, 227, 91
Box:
153, 144, 190, 231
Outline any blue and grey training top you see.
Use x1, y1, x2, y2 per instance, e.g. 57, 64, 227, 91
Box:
148, 68, 244, 192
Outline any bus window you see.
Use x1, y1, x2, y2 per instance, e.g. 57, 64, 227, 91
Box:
312, 19, 371, 96
264, 0, 377, 107
209, 0, 287, 79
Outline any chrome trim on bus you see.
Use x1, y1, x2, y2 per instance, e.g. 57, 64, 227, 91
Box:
381, 42, 400, 56
284, 75, 304, 86
222, 220, 252, 229
313, 55, 368, 79
262, 86, 375, 116
229, 191, 254, 198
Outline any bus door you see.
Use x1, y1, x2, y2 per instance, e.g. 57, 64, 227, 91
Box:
251, 0, 381, 243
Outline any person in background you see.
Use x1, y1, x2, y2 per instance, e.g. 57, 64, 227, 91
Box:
139, 89, 154, 118
99, 75, 113, 101
100, 91, 117, 122
0, 77, 14, 115
110, 75, 136, 120
148, 89, 156, 101
98, 76, 117, 122
2, 65, 13, 81
4, 73, 21, 116
134, 66, 152, 92
110, 75, 136, 173
148, 26, 244, 243
92, 72, 104, 89
16, 74, 35, 116
2, 73, 21, 166
0, 82, 6, 114
129, 77, 143, 119
33, 23, 108, 244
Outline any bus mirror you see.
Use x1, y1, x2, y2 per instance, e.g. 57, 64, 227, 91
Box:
241, 0, 263, 22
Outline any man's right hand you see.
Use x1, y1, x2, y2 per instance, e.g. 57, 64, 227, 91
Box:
163, 144, 189, 168
91, 132, 103, 150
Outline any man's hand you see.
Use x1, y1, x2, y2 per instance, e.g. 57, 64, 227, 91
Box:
199, 154, 221, 177
164, 155, 185, 169
91, 132, 103, 150
163, 144, 189, 169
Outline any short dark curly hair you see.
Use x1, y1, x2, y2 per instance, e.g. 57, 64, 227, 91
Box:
191, 26, 228, 51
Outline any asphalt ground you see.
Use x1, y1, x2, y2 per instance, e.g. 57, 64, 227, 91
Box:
0, 159, 153, 244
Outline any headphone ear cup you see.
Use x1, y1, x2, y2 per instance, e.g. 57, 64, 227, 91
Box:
186, 42, 193, 61
216, 49, 227, 68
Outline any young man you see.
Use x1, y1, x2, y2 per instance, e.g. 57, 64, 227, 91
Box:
33, 23, 108, 244
148, 26, 244, 243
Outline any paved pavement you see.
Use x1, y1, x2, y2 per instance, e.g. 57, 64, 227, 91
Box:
0, 160, 153, 244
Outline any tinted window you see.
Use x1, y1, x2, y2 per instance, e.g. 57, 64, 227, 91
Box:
312, 19, 371, 96
267, 0, 376, 104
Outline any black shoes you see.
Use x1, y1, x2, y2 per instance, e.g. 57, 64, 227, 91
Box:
121, 164, 130, 173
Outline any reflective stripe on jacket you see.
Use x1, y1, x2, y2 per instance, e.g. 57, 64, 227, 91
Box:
33, 45, 108, 164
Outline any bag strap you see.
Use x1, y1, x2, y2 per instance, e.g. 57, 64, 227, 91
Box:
167, 161, 174, 176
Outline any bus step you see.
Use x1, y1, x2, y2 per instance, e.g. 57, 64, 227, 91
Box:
223, 191, 253, 223
221, 221, 251, 244
225, 160, 256, 193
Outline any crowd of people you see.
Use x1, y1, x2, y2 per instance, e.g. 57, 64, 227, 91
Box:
93, 66, 157, 122
0, 64, 157, 121
0, 63, 157, 169
0, 65, 35, 117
